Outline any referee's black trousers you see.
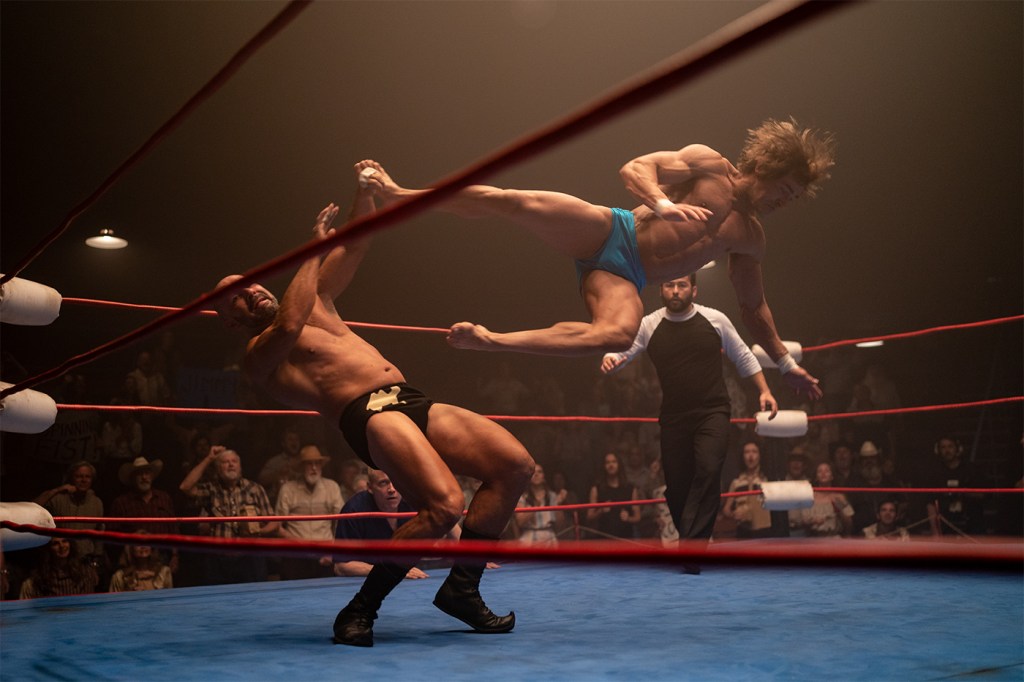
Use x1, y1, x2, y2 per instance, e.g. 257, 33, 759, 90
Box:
659, 410, 731, 541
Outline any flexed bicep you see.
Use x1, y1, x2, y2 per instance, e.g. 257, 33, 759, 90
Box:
620, 144, 725, 215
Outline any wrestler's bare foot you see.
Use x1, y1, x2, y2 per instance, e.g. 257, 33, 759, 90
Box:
447, 322, 497, 351
353, 159, 413, 207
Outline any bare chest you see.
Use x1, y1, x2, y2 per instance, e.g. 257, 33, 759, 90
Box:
263, 322, 402, 418
638, 197, 757, 281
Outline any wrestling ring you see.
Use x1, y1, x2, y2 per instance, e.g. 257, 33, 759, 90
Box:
1, 1, 1022, 680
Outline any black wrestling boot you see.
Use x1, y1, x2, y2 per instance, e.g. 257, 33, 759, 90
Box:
333, 593, 377, 647
333, 562, 410, 646
433, 529, 515, 633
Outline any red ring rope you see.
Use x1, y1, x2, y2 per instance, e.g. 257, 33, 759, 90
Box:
52, 395, 1024, 423
803, 314, 1024, 352
60, 296, 1024, 345
47, 486, 1024, 527
60, 298, 448, 333
4, 521, 1020, 572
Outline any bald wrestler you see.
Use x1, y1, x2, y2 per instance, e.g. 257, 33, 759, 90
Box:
212, 162, 534, 647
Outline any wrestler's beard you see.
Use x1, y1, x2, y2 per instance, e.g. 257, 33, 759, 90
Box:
665, 297, 692, 313
249, 299, 279, 329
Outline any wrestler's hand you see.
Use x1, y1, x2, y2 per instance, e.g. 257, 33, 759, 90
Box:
655, 201, 714, 223
313, 203, 339, 239
405, 567, 429, 580
759, 390, 779, 419
447, 322, 494, 351
600, 354, 626, 374
783, 367, 823, 401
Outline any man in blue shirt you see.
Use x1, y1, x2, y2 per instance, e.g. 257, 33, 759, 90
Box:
333, 469, 429, 580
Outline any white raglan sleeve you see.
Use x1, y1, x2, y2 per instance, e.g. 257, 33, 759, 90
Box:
698, 305, 762, 378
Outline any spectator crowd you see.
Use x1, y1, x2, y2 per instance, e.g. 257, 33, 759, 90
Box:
1, 335, 1020, 600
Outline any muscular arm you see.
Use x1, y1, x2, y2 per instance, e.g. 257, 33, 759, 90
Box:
728, 253, 822, 400
619, 145, 720, 222
243, 205, 338, 383
316, 177, 376, 301
728, 253, 786, 358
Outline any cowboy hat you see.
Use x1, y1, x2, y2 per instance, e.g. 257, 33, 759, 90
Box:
296, 446, 330, 465
859, 441, 881, 457
119, 456, 163, 486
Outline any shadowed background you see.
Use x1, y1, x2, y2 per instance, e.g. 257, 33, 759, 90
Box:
2, 1, 1021, 466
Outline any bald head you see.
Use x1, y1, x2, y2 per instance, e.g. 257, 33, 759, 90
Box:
368, 468, 401, 512
212, 276, 278, 332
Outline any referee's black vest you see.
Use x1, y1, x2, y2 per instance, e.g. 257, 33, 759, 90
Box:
647, 310, 730, 418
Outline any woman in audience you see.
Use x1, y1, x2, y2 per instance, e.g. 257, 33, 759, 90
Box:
790, 462, 854, 537
108, 534, 173, 592
19, 537, 98, 599
722, 440, 773, 539
586, 452, 641, 539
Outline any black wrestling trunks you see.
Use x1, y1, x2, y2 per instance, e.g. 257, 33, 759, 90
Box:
338, 383, 433, 468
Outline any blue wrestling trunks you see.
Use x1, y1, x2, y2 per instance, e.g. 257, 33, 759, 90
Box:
338, 383, 433, 468
574, 207, 646, 293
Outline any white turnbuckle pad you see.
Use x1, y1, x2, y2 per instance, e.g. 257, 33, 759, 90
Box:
760, 480, 815, 511
0, 381, 57, 434
0, 276, 62, 326
754, 410, 808, 438
0, 502, 55, 551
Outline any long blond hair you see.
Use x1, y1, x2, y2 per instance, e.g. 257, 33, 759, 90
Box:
736, 117, 837, 197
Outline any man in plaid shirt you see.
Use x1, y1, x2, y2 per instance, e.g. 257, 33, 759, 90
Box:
180, 446, 280, 583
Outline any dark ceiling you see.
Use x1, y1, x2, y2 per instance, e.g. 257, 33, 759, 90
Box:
2, 1, 1021, 408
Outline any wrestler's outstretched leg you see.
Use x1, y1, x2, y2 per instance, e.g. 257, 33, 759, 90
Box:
446, 269, 644, 355
356, 159, 613, 260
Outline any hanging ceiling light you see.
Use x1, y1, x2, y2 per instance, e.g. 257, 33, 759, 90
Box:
85, 229, 128, 249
